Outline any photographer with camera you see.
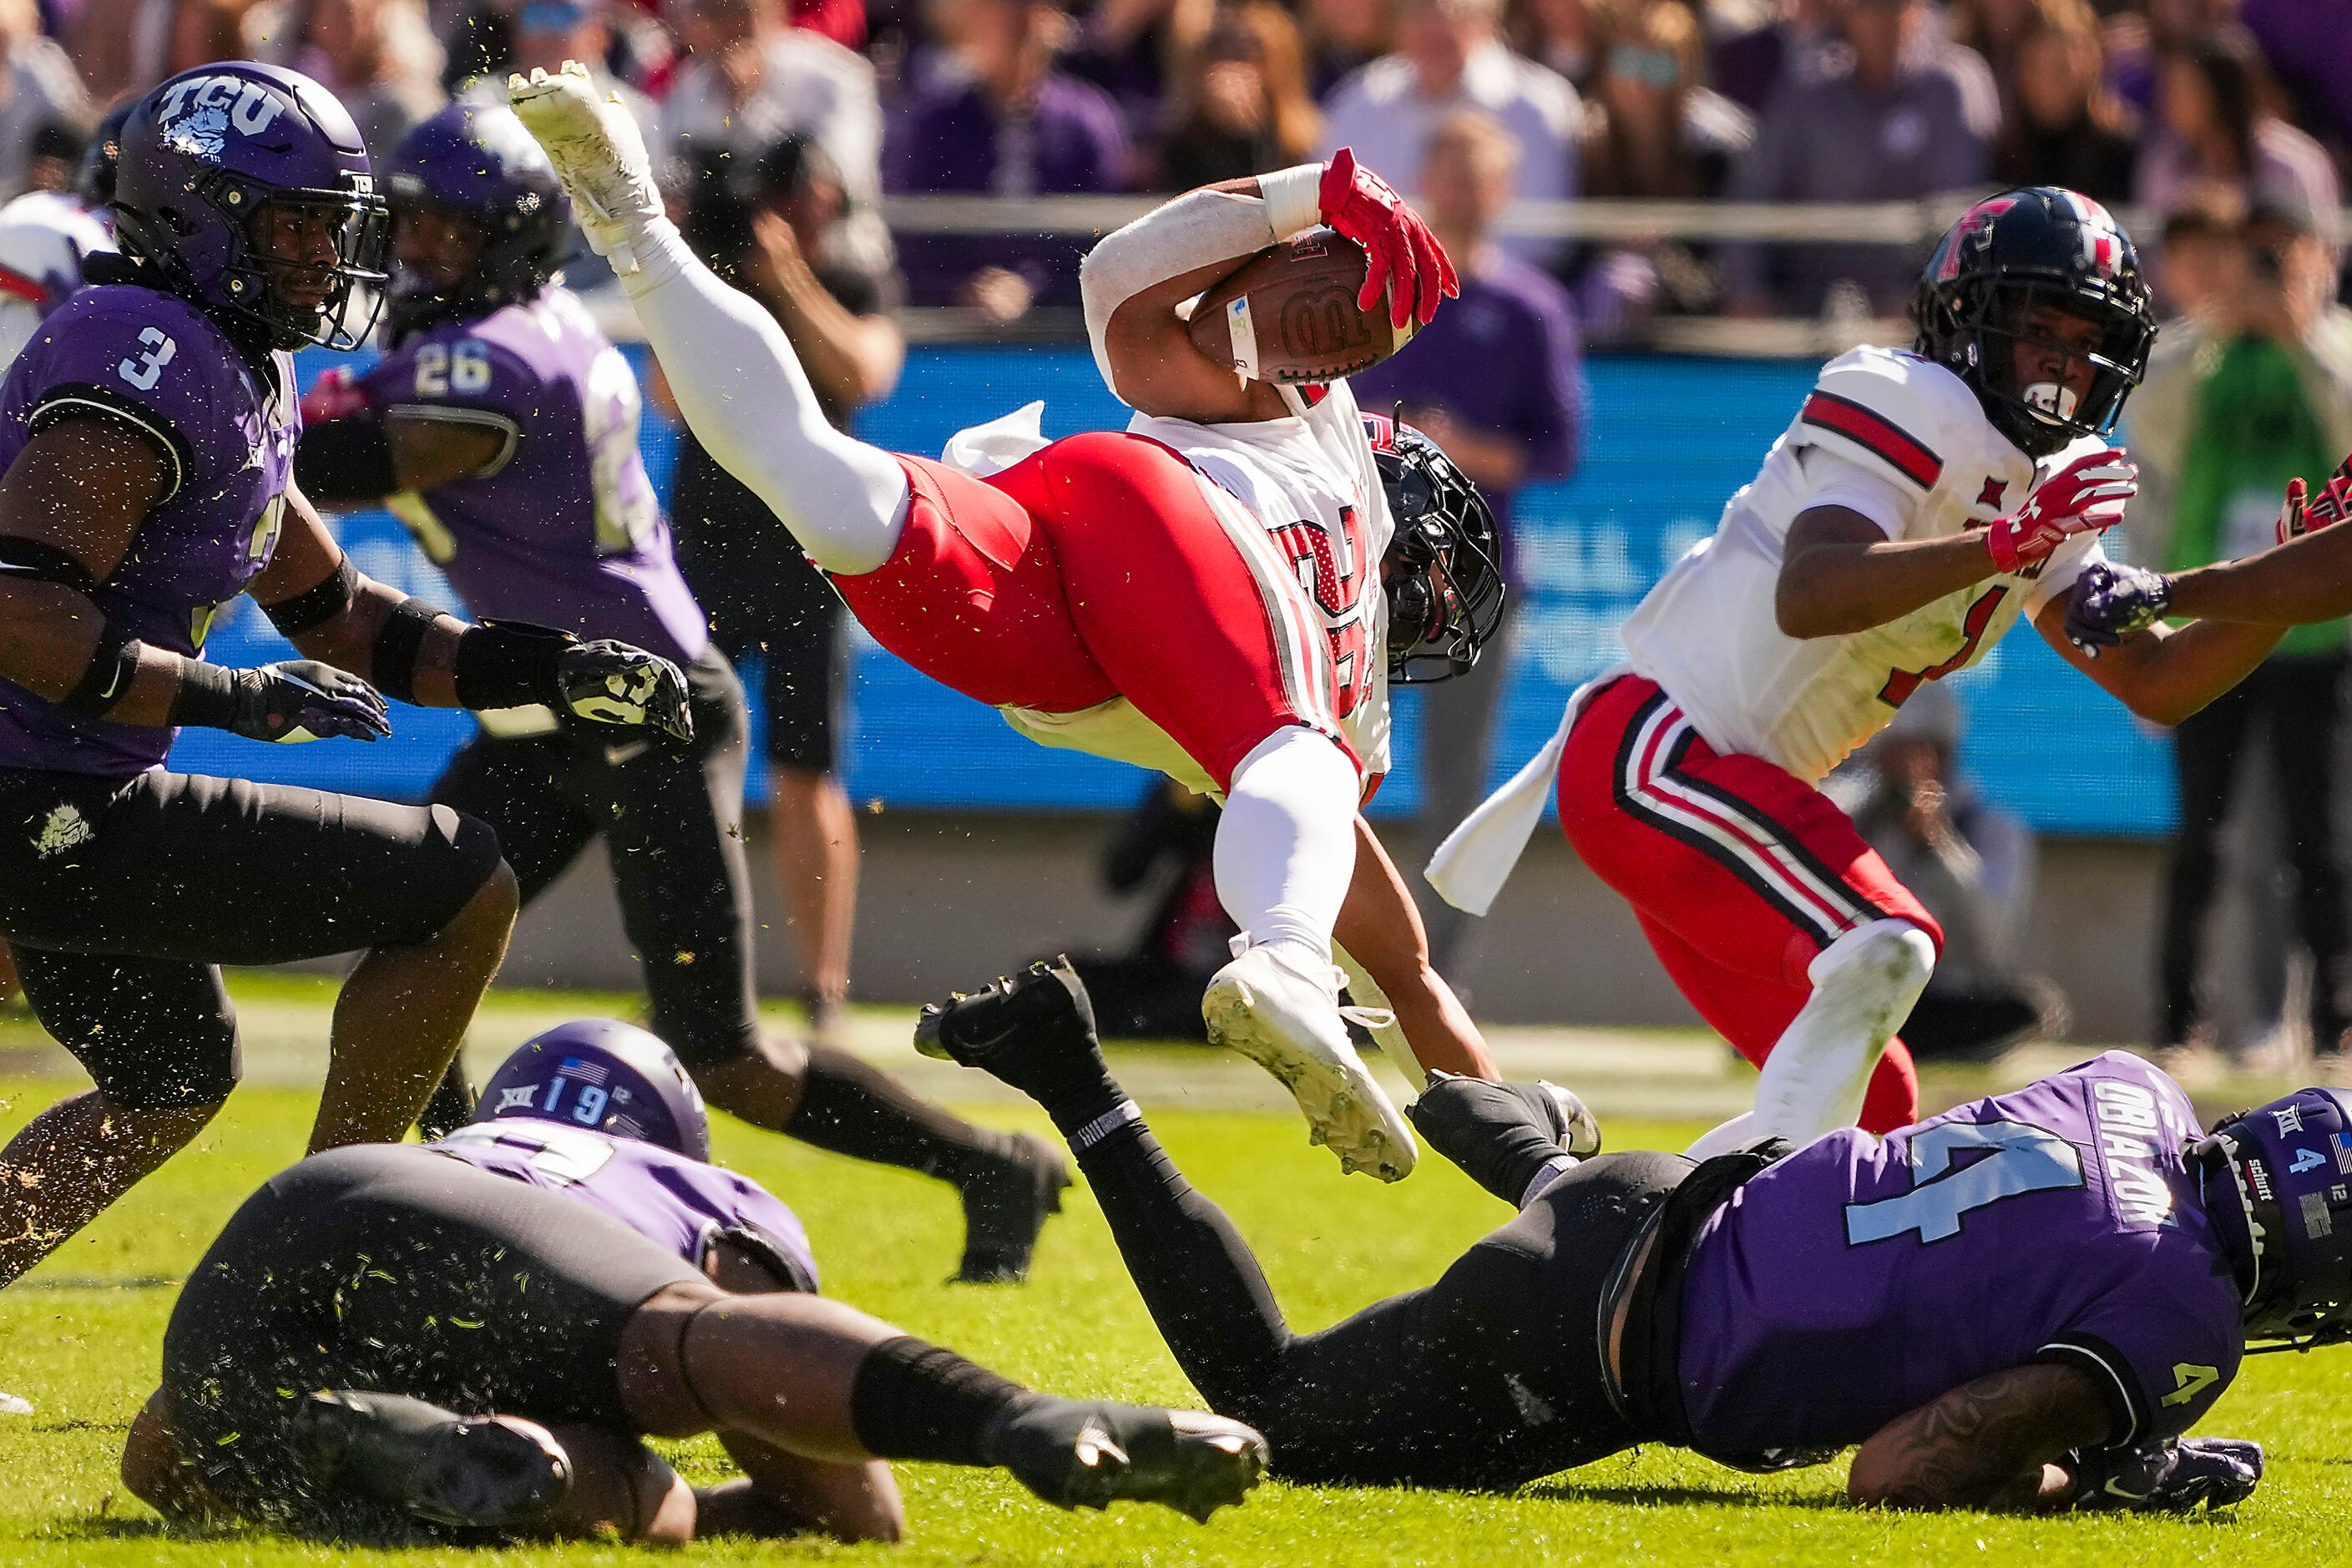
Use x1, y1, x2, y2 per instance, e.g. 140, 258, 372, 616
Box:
655, 134, 903, 1039
2124, 190, 2352, 1070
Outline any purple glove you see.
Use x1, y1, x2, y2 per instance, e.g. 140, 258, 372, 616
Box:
2062, 561, 2172, 657
2071, 1437, 2263, 1511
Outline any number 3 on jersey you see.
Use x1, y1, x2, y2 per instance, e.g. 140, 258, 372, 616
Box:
1270, 504, 1373, 716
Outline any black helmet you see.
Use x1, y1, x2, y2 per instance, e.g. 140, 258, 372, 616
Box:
1368, 413, 1506, 684
382, 103, 571, 342
1913, 187, 2155, 459
78, 100, 134, 205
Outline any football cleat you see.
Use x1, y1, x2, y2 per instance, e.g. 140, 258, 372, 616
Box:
984, 1399, 1268, 1523
1203, 943, 1416, 1181
916, 958, 1105, 1102
290, 1389, 572, 1530
505, 62, 663, 270
956, 1130, 1073, 1285
1408, 1072, 1600, 1206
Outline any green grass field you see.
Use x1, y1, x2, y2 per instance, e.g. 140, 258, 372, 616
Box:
4, 977, 2352, 1565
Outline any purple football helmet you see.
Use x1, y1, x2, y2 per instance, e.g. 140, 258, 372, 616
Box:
2193, 1086, 2352, 1350
382, 103, 571, 343
112, 62, 389, 351
476, 1019, 712, 1162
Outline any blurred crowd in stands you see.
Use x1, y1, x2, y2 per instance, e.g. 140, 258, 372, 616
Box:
4, 0, 2352, 333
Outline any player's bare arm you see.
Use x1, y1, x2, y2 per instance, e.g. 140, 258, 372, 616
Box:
0, 415, 182, 724
2032, 596, 2284, 726
1777, 506, 2014, 638
1334, 814, 1499, 1079
1847, 1363, 2109, 1511
250, 480, 467, 704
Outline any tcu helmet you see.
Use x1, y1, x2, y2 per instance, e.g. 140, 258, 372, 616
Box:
112, 63, 388, 351
1913, 187, 2156, 459
476, 1018, 712, 1162
382, 102, 571, 342
1367, 413, 1506, 682
2192, 1087, 2352, 1351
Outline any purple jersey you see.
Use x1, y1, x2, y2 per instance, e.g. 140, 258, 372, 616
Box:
0, 284, 298, 776
1677, 1052, 2243, 1458
357, 287, 706, 665
427, 1116, 817, 1289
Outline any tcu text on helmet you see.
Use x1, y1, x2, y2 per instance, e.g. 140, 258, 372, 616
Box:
154, 74, 286, 144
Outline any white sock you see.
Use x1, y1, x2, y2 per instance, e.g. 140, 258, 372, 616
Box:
624, 220, 910, 575
1215, 728, 1359, 969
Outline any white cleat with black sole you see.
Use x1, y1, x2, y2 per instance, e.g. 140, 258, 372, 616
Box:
1203, 943, 1416, 1181
505, 61, 664, 269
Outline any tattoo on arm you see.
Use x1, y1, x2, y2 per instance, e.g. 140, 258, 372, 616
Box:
1849, 1364, 2110, 1512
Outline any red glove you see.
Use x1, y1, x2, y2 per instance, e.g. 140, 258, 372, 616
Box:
300, 365, 370, 423
1985, 448, 2137, 573
1318, 147, 1459, 330
2279, 457, 2352, 544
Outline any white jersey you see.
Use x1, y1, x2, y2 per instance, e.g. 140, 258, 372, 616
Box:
0, 190, 111, 371
993, 379, 1394, 792
1619, 345, 2109, 783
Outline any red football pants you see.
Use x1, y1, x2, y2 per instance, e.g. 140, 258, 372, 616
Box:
1555, 675, 1940, 1134
831, 431, 1348, 792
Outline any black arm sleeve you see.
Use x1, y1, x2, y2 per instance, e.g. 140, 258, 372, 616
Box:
293, 411, 401, 506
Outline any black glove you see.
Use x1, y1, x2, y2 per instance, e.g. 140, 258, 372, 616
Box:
555, 640, 693, 741
2062, 561, 2172, 657
1406, 1070, 1597, 1206
453, 620, 693, 743
171, 658, 391, 743
2070, 1437, 2263, 1511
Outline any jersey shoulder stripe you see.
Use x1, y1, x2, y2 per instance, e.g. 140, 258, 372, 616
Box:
1799, 389, 1944, 489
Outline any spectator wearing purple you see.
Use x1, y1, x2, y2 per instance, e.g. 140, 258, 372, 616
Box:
1721, 0, 1988, 317
883, 0, 1128, 317
2243, 0, 2352, 154
2136, 29, 2339, 232
1318, 0, 1581, 267
1351, 110, 1584, 973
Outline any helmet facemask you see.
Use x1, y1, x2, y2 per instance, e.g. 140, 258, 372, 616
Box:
1944, 281, 2150, 458
122, 169, 392, 352
1374, 423, 1508, 684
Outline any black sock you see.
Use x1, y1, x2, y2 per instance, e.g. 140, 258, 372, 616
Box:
848, 1336, 1035, 1466
787, 1044, 1017, 1186
1045, 1095, 1290, 1417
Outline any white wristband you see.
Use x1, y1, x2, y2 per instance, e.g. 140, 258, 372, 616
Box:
1257, 164, 1325, 241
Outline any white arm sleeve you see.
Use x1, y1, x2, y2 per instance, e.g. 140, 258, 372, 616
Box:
1080, 168, 1324, 405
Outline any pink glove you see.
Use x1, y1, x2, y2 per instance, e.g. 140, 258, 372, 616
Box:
300, 365, 370, 424
1985, 448, 2137, 574
2279, 459, 2352, 544
1318, 147, 1459, 329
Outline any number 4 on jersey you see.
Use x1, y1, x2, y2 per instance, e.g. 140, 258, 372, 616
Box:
1844, 1118, 2085, 1245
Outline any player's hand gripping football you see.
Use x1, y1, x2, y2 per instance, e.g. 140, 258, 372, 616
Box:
555, 640, 693, 741
1318, 147, 1459, 329
227, 660, 392, 743
2069, 1437, 2263, 1512
2276, 458, 2352, 544
1985, 448, 2137, 574
2061, 560, 2172, 657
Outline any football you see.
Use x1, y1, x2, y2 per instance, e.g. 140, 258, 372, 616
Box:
1186, 228, 1417, 385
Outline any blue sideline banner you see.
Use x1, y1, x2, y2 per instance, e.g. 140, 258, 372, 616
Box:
172, 345, 2178, 836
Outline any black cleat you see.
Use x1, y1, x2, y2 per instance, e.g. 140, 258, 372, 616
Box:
985, 1398, 1268, 1523
290, 1390, 572, 1531
414, 1062, 478, 1143
916, 958, 1107, 1101
1407, 1072, 1601, 1207
956, 1131, 1073, 1284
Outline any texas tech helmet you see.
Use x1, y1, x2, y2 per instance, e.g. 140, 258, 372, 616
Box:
112, 62, 389, 350
476, 1018, 712, 1162
1913, 187, 2155, 459
1367, 413, 1506, 683
2192, 1087, 2352, 1351
382, 102, 572, 342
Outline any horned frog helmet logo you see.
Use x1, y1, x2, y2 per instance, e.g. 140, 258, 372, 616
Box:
153, 73, 288, 164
